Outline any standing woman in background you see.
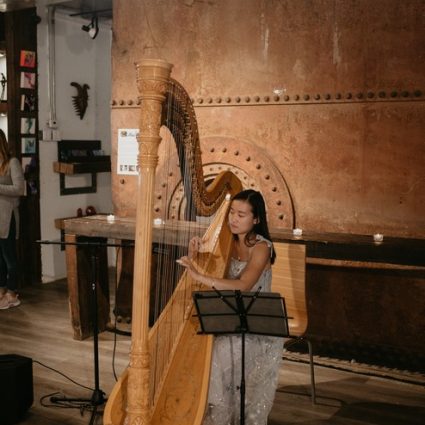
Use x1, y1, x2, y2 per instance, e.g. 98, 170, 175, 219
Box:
0, 129, 25, 309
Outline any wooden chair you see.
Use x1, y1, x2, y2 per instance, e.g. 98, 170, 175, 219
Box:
272, 241, 316, 403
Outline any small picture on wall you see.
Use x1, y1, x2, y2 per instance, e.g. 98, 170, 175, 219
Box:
22, 137, 36, 154
20, 72, 36, 89
21, 117, 36, 134
20, 50, 36, 68
21, 93, 37, 112
21, 156, 33, 173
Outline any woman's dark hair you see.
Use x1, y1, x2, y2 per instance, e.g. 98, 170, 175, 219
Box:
232, 189, 276, 264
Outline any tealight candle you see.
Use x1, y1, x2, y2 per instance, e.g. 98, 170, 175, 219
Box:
293, 228, 303, 237
373, 233, 384, 243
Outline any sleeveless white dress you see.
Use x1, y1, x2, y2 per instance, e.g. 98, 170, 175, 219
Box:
203, 236, 283, 425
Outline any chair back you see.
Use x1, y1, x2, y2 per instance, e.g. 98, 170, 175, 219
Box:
272, 242, 307, 337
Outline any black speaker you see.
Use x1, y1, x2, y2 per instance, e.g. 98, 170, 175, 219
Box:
0, 355, 33, 425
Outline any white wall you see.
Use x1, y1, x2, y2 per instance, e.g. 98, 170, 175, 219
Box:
37, 1, 113, 281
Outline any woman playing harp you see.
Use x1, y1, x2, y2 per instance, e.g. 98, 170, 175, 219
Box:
104, 59, 243, 425
178, 190, 283, 425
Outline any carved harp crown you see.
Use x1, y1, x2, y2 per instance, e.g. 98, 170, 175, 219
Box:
104, 59, 241, 425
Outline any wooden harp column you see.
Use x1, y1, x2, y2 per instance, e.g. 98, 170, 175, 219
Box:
126, 59, 173, 425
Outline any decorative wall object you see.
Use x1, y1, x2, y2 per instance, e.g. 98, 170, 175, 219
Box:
70, 81, 89, 119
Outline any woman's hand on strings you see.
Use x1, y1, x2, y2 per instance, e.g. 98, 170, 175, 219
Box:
188, 236, 203, 259
176, 256, 201, 281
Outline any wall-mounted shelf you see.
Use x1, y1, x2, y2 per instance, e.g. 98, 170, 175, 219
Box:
53, 159, 111, 174
53, 139, 111, 195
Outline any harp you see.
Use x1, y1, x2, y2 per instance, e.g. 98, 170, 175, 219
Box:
104, 59, 242, 425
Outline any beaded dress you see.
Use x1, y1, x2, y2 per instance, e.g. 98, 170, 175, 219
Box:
203, 236, 283, 425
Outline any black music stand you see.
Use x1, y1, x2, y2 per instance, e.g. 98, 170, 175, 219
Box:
193, 288, 289, 425
37, 239, 129, 424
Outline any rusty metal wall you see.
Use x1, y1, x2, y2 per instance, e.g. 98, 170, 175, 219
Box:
111, 0, 425, 238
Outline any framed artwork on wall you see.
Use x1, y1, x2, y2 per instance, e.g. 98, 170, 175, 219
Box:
20, 71, 35, 89
21, 117, 36, 134
19, 50, 36, 68
22, 137, 36, 154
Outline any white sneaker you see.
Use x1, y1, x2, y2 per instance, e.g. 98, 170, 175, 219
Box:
0, 295, 9, 310
6, 293, 21, 308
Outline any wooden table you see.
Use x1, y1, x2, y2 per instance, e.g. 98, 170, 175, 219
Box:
62, 215, 425, 372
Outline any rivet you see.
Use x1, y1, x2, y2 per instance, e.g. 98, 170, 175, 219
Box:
244, 176, 247, 180
335, 93, 342, 99
264, 96, 270, 102
169, 172, 173, 177
303, 94, 310, 101
273, 95, 280, 101
256, 164, 261, 169
171, 215, 175, 219
119, 100, 125, 105
254, 96, 260, 102
246, 156, 251, 161
120, 179, 125, 184
209, 167, 213, 171
127, 99, 133, 105
390, 91, 398, 97
162, 183, 166, 188
276, 200, 282, 205
414, 90, 422, 97
272, 186, 277, 192
154, 207, 160, 212
356, 92, 363, 99
346, 93, 352, 99
222, 147, 227, 153
235, 97, 241, 103
278, 214, 284, 220
198, 98, 204, 104
111, 100, 117, 106
250, 183, 255, 187
314, 94, 320, 100
157, 195, 162, 199
207, 97, 213, 103
284, 95, 290, 101
136, 98, 141, 105
218, 166, 222, 170
401, 91, 409, 97
325, 94, 331, 100
367, 92, 374, 98
216, 97, 222, 103
294, 94, 300, 101
234, 150, 239, 155
210, 148, 215, 152
265, 175, 270, 180
378, 91, 386, 98
245, 96, 250, 103
225, 97, 232, 103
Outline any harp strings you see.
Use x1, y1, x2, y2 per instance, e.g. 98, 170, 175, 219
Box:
148, 78, 202, 406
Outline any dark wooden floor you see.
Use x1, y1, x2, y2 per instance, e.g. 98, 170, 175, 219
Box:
0, 280, 424, 425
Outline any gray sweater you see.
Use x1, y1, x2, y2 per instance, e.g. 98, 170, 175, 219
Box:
0, 157, 25, 238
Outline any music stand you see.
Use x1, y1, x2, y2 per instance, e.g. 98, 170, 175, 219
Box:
37, 239, 132, 424
193, 288, 289, 425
